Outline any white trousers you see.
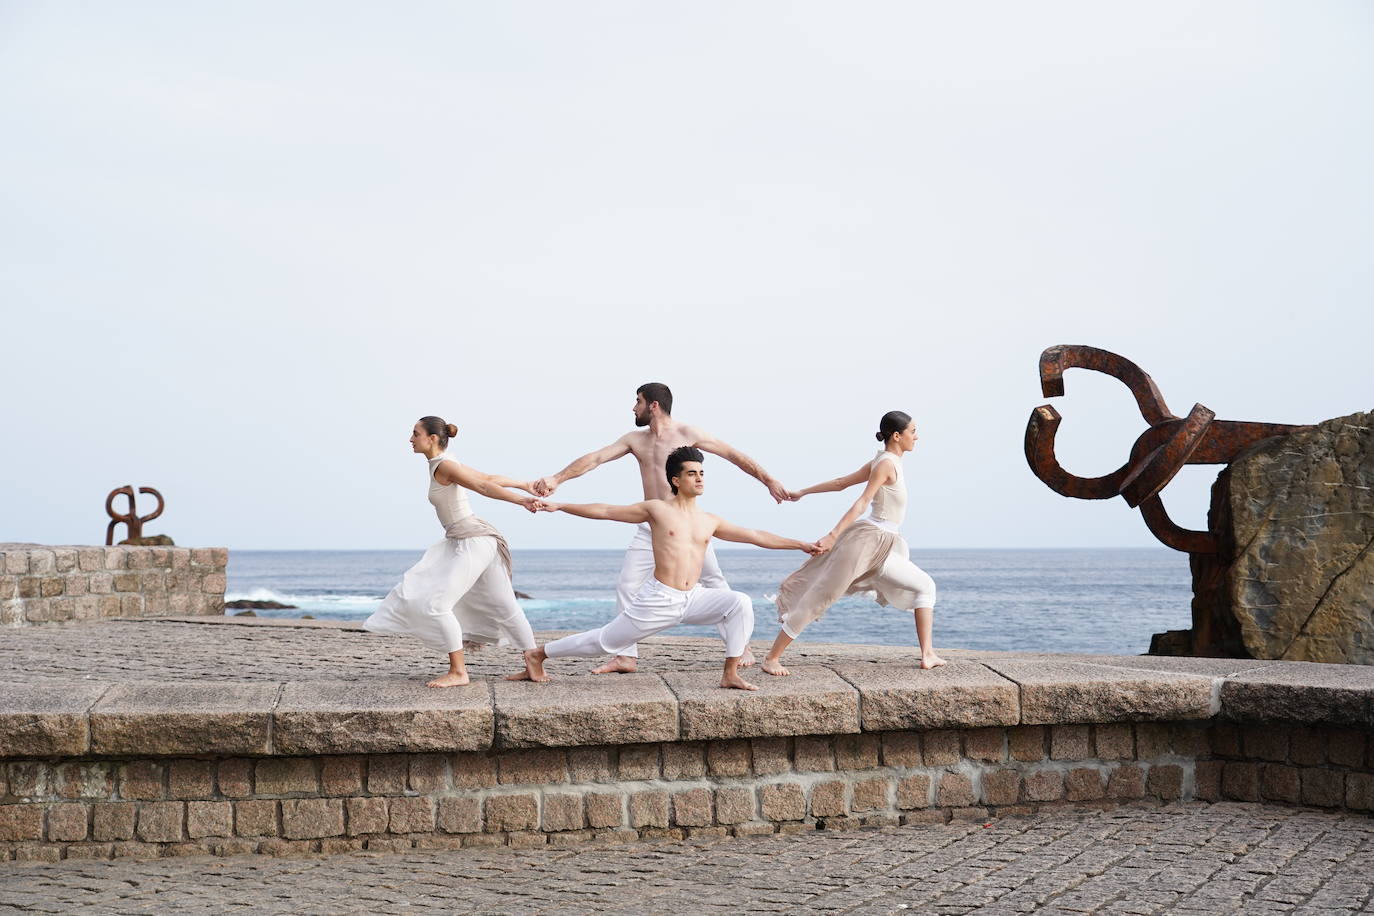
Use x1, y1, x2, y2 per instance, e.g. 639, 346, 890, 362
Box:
546, 577, 754, 659
363, 535, 537, 655
612, 523, 729, 658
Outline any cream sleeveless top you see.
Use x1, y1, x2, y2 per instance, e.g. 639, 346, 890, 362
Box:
427, 453, 474, 529
866, 450, 906, 528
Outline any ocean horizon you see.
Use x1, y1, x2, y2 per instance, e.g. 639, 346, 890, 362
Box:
227, 547, 1193, 657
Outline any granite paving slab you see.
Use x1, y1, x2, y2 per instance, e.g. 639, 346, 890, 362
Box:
89, 683, 279, 755
4, 619, 1374, 759
0, 683, 108, 756
1051, 655, 1282, 678
980, 659, 1214, 724
494, 673, 679, 748
830, 660, 1020, 730
1220, 661, 1374, 726
662, 666, 860, 740
273, 681, 493, 753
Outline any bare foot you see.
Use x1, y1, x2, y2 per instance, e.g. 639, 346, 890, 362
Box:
720, 671, 759, 691
590, 655, 637, 675
760, 658, 790, 677
505, 648, 551, 682
427, 671, 470, 688
920, 653, 947, 670
740, 647, 756, 668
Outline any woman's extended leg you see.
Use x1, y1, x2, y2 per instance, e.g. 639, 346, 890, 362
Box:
419, 538, 497, 687
913, 607, 945, 670
762, 631, 794, 676
461, 557, 540, 681
875, 550, 945, 669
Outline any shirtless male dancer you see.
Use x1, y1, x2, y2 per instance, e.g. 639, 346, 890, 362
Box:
532, 382, 789, 673
512, 447, 819, 689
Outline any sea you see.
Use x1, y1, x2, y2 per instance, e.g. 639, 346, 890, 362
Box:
226, 548, 1193, 656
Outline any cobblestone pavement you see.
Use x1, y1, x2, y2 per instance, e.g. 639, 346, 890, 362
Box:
0, 618, 937, 684
2, 803, 1372, 915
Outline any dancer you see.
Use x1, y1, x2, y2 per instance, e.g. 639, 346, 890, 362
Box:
364, 416, 543, 688
531, 382, 789, 673
511, 447, 819, 690
763, 411, 945, 675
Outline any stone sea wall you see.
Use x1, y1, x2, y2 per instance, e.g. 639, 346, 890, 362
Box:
0, 545, 226, 627
0, 723, 1370, 862
1, 657, 1371, 860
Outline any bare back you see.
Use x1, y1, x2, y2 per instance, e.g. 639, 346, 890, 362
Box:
624, 422, 707, 501
642, 498, 720, 590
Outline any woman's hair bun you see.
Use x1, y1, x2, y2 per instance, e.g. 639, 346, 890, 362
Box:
875, 431, 885, 442
445, 424, 458, 438
876, 410, 913, 444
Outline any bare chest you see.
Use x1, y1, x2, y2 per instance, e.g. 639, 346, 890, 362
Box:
653, 513, 715, 550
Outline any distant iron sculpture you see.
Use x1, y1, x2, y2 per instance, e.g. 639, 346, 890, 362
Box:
1024, 345, 1309, 555
105, 485, 165, 546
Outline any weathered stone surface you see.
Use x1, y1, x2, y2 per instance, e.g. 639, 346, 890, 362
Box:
282, 798, 345, 839
982, 660, 1212, 724
1069, 655, 1278, 678
0, 683, 108, 756
485, 794, 538, 831
1220, 663, 1374, 726
664, 667, 859, 740
1223, 411, 1374, 664
758, 782, 805, 821
274, 681, 492, 753
90, 683, 276, 755
832, 661, 1019, 731
494, 674, 678, 748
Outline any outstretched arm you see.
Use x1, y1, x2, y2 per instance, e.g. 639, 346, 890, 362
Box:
713, 518, 820, 554
692, 429, 788, 503
486, 473, 535, 494
789, 462, 873, 500
438, 462, 538, 510
815, 461, 894, 550
533, 436, 633, 496
535, 500, 653, 524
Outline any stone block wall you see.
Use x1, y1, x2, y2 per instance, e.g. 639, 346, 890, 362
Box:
0, 544, 227, 627
2, 722, 1370, 862
1201, 723, 1374, 808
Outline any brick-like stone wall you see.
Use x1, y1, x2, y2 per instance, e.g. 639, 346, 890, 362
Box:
0, 544, 227, 627
2, 722, 1370, 862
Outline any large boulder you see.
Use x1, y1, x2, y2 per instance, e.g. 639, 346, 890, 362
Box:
1183, 410, 1374, 664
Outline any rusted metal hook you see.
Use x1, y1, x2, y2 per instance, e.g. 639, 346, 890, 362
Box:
1025, 345, 1306, 553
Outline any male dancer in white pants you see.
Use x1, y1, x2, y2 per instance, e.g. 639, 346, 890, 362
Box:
511, 447, 819, 690
532, 383, 790, 673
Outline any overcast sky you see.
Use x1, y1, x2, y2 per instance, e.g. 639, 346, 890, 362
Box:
2, 2, 1370, 552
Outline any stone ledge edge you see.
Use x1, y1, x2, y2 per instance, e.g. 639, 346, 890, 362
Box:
4, 659, 1371, 758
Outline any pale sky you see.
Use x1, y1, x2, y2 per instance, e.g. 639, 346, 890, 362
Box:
2, 2, 1371, 551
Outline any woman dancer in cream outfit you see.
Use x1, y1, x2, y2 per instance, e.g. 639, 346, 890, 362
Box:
763, 411, 945, 675
365, 416, 542, 687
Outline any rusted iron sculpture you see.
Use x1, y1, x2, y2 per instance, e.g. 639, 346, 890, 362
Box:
1024, 345, 1307, 555
105, 485, 165, 545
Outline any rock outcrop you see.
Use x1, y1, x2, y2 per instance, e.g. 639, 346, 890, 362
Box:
1179, 410, 1374, 664
119, 535, 175, 546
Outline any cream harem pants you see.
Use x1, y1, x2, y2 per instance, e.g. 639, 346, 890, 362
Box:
613, 522, 730, 658
545, 576, 754, 659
